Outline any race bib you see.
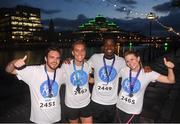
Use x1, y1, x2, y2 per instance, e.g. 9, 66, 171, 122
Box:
73, 87, 88, 96
97, 82, 113, 92
39, 98, 56, 109
120, 92, 136, 105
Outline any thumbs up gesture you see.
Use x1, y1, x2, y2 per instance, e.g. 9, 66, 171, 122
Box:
14, 55, 27, 69
164, 58, 174, 69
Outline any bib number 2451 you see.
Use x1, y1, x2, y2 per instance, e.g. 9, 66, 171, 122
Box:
40, 101, 55, 109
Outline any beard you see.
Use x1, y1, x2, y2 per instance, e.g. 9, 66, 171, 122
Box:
47, 62, 59, 71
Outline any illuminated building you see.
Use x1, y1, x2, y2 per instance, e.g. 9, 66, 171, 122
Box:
0, 5, 43, 42
79, 14, 120, 32
74, 15, 143, 43
56, 15, 145, 46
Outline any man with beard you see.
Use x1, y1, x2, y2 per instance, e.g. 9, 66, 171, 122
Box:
88, 37, 127, 123
5, 47, 63, 124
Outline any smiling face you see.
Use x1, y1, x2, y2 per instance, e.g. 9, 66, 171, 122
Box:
45, 50, 60, 72
125, 53, 141, 71
72, 42, 86, 65
103, 39, 116, 58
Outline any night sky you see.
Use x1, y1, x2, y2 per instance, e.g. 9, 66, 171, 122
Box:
0, 0, 180, 36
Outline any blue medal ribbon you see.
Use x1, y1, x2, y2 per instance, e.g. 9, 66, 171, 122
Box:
103, 55, 115, 84
129, 67, 141, 97
44, 65, 56, 98
73, 60, 84, 93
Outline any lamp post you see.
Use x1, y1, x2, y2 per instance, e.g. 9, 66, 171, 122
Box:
146, 12, 156, 42
146, 12, 156, 61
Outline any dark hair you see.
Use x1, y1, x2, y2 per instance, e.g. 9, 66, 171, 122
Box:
124, 50, 139, 58
71, 40, 86, 50
44, 46, 61, 57
103, 37, 116, 46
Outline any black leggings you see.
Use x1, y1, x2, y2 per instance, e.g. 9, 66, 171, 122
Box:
115, 108, 140, 123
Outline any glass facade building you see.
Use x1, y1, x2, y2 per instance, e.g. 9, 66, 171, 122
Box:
0, 5, 43, 42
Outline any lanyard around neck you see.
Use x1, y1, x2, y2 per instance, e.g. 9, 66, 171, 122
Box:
103, 55, 115, 84
129, 67, 141, 97
44, 65, 56, 98
73, 60, 84, 85
73, 60, 84, 93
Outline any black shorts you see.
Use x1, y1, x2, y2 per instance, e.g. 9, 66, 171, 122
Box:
65, 103, 92, 120
90, 100, 116, 123
115, 108, 140, 123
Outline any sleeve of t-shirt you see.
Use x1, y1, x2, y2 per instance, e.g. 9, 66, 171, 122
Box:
87, 54, 95, 68
16, 66, 35, 85
56, 68, 64, 85
60, 64, 68, 84
120, 57, 127, 69
149, 71, 160, 82
118, 67, 126, 78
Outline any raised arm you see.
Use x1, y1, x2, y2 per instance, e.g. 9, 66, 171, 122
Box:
156, 58, 175, 84
5, 55, 27, 75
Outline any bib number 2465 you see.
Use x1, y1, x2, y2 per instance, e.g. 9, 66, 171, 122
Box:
121, 95, 135, 104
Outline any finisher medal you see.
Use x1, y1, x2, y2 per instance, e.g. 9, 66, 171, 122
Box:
76, 84, 81, 93
73, 60, 84, 94
44, 65, 56, 98
129, 93, 133, 97
129, 67, 141, 98
48, 93, 53, 98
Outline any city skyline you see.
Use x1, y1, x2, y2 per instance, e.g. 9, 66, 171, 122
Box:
0, 0, 171, 20
0, 0, 180, 36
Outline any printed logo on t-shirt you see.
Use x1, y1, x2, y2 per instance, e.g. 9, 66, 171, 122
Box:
99, 66, 117, 83
70, 70, 88, 86
122, 77, 141, 94
40, 80, 58, 98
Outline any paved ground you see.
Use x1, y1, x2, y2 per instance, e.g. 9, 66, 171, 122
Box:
0, 49, 180, 123
140, 49, 180, 123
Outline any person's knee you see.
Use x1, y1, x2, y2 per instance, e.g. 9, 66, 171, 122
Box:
80, 116, 93, 124
69, 118, 79, 124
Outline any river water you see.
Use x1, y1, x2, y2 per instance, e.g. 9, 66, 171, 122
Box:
0, 46, 101, 68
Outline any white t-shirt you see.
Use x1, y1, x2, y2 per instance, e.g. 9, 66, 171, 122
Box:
116, 67, 160, 114
88, 53, 126, 105
16, 65, 63, 124
61, 60, 91, 108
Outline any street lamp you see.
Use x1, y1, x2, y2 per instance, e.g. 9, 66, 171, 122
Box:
146, 12, 156, 61
147, 12, 156, 42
